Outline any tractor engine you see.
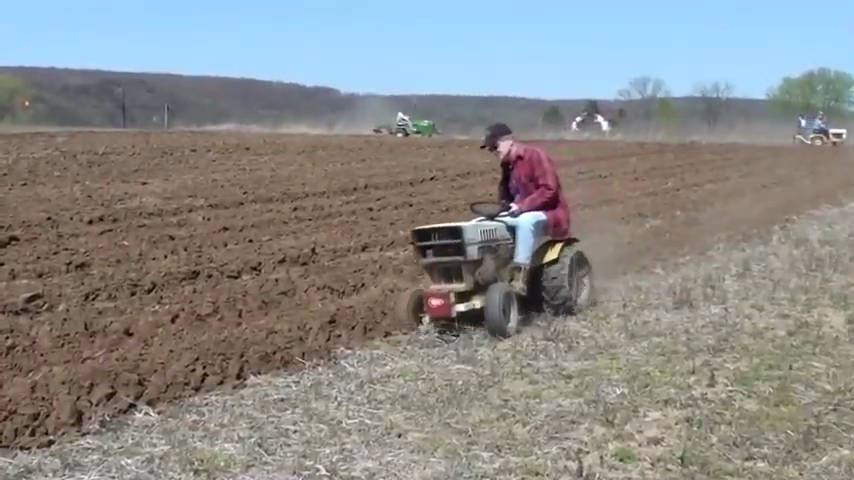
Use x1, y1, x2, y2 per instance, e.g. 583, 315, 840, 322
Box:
409, 220, 515, 291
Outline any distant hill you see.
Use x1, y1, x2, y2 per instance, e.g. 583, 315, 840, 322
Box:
0, 66, 790, 133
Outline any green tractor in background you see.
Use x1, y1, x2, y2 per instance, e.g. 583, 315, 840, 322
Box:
373, 111, 440, 137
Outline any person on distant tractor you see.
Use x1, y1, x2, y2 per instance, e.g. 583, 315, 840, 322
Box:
796, 113, 810, 136
570, 113, 585, 131
480, 122, 571, 296
813, 111, 829, 137
395, 111, 414, 133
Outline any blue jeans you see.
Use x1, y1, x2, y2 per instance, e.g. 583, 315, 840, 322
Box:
501, 211, 548, 266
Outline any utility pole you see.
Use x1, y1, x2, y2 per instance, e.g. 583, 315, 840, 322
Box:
119, 87, 126, 129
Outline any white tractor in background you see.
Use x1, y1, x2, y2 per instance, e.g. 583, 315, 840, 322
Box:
570, 111, 612, 134
793, 112, 846, 146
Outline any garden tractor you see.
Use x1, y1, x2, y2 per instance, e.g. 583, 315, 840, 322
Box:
793, 128, 846, 146
793, 113, 846, 146
372, 112, 440, 137
395, 201, 595, 338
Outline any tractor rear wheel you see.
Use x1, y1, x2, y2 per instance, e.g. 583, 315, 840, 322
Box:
540, 246, 594, 316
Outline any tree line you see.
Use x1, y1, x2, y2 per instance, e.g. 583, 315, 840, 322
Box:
540, 67, 854, 129
0, 66, 851, 129
0, 74, 31, 123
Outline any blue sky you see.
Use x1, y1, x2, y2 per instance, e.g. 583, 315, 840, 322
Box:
3, 1, 852, 99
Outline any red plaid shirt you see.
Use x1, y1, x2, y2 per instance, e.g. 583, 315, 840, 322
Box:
498, 143, 571, 238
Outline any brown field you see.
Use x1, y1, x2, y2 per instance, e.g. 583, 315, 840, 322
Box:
1, 131, 853, 450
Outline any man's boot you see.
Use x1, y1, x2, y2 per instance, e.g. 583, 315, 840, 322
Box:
510, 263, 529, 296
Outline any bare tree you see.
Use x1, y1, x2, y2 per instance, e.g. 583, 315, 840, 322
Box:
617, 76, 671, 100
693, 81, 734, 128
616, 76, 671, 120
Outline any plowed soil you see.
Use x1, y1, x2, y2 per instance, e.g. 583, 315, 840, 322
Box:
2, 131, 853, 449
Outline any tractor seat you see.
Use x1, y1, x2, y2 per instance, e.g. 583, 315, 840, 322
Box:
549, 234, 579, 245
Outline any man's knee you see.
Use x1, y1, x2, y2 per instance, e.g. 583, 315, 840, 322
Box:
516, 212, 546, 225
516, 211, 547, 228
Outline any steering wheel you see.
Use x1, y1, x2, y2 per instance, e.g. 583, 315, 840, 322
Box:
469, 201, 511, 220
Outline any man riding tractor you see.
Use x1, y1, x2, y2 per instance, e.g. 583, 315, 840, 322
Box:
479, 122, 571, 296
813, 111, 830, 137
795, 111, 844, 145
798, 111, 830, 136
394, 122, 592, 337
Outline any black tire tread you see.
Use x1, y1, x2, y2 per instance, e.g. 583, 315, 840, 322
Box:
540, 247, 594, 316
395, 288, 424, 331
484, 282, 517, 338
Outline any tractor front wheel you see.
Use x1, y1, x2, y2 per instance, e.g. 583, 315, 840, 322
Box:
484, 282, 522, 338
395, 288, 426, 331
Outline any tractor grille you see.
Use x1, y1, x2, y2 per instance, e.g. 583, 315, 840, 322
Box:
412, 226, 465, 260
479, 227, 499, 242
413, 226, 462, 243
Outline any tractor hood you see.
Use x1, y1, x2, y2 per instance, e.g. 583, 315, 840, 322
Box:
413, 221, 471, 230
411, 219, 513, 244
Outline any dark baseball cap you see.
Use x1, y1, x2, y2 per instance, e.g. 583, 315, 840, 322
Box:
480, 122, 513, 149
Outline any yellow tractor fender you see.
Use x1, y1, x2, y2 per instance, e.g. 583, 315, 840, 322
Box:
531, 238, 580, 266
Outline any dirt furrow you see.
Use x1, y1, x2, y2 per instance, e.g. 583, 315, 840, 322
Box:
2, 131, 852, 449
